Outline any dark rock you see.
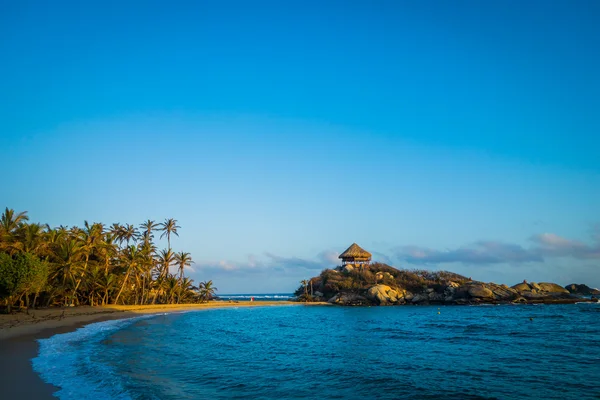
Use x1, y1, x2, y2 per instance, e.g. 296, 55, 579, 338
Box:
565, 284, 600, 296
328, 293, 369, 306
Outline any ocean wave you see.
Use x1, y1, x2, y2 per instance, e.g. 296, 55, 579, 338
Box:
32, 314, 159, 400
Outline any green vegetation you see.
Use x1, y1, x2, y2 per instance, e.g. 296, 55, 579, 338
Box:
0, 208, 212, 312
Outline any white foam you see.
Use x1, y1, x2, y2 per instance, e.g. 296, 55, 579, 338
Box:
32, 314, 158, 400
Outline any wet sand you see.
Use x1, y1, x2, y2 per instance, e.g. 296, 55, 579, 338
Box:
0, 302, 325, 399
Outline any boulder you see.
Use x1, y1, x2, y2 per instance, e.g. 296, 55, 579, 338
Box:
342, 264, 355, 274
428, 292, 445, 302
467, 284, 494, 299
411, 293, 429, 303
512, 283, 531, 292
537, 282, 570, 294
328, 293, 369, 306
565, 284, 600, 296
521, 291, 547, 300
530, 282, 542, 291
366, 285, 404, 305
314, 291, 324, 297
484, 283, 519, 300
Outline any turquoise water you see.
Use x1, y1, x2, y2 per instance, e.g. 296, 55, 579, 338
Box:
33, 304, 600, 399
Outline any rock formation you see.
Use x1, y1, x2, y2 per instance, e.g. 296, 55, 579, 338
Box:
565, 284, 600, 296
298, 263, 596, 306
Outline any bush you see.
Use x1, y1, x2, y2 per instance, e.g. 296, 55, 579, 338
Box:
0, 252, 49, 312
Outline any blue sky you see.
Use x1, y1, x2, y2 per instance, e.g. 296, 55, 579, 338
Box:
2, 0, 599, 292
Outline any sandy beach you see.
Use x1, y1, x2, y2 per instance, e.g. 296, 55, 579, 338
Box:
0, 301, 324, 399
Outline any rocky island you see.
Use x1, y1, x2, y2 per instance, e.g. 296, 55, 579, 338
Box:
296, 243, 599, 306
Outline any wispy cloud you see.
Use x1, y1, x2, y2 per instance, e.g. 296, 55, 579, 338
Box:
530, 233, 600, 259
396, 241, 543, 265
192, 250, 338, 274
396, 227, 600, 266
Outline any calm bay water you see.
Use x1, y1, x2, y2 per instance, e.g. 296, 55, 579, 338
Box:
33, 303, 600, 400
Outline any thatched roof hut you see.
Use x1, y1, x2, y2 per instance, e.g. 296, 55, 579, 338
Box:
339, 243, 372, 265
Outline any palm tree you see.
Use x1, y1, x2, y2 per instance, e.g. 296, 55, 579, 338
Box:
139, 220, 158, 243
0, 207, 29, 235
198, 280, 217, 302
300, 279, 309, 296
163, 275, 179, 304
151, 249, 175, 304
159, 218, 180, 249
121, 224, 138, 247
179, 277, 195, 303
174, 252, 193, 303
113, 245, 141, 304
0, 210, 201, 309
157, 248, 175, 280
50, 238, 85, 305
18, 223, 48, 256
0, 208, 30, 253
174, 252, 193, 281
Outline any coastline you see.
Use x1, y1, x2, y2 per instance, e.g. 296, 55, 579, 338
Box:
0, 302, 325, 399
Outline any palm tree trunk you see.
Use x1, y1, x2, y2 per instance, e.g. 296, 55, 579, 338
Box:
32, 292, 39, 309
72, 254, 89, 304
113, 268, 132, 305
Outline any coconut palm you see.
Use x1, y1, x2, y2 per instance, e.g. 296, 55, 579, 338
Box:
50, 238, 85, 305
300, 279, 309, 296
159, 218, 180, 249
113, 245, 142, 304
157, 248, 176, 280
0, 209, 203, 310
121, 224, 138, 247
198, 280, 217, 302
0, 208, 30, 253
179, 277, 195, 302
0, 207, 29, 235
174, 252, 193, 281
139, 220, 158, 243
18, 223, 48, 256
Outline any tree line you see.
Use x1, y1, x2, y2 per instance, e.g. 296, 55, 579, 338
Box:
0, 208, 216, 312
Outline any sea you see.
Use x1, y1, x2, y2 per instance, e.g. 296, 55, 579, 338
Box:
217, 293, 294, 301
32, 301, 600, 400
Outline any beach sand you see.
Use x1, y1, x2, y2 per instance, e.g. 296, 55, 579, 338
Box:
0, 301, 325, 399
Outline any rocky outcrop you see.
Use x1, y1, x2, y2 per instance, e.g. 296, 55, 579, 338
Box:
411, 293, 429, 304
298, 264, 594, 306
537, 282, 570, 294
565, 284, 600, 296
375, 271, 395, 281
327, 293, 369, 306
467, 284, 494, 299
511, 281, 570, 296
366, 285, 406, 305
512, 282, 531, 292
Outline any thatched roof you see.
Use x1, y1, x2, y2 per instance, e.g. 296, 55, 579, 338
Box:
339, 243, 372, 259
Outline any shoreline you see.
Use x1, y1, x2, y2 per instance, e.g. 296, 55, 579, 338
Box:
0, 301, 325, 399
